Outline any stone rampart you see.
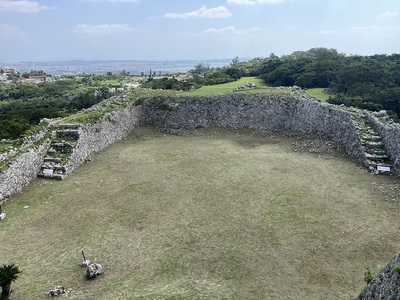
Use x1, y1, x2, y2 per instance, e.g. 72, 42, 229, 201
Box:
140, 94, 366, 164
0, 140, 50, 202
62, 106, 142, 176
2, 92, 400, 203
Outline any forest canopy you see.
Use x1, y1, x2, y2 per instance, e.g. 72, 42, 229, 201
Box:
1, 48, 399, 140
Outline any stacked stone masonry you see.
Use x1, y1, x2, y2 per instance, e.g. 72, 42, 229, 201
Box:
1, 93, 400, 204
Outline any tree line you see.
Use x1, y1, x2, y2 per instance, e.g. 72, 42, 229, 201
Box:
240, 48, 400, 119
0, 80, 111, 139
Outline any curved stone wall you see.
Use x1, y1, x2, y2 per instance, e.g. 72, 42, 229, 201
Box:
2, 92, 400, 203
140, 94, 366, 164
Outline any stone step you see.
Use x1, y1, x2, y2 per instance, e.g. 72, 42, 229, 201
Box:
56, 130, 80, 140
38, 172, 64, 180
44, 157, 62, 163
58, 124, 81, 130
51, 142, 75, 151
364, 147, 387, 155
362, 141, 384, 147
360, 135, 382, 142
365, 153, 389, 160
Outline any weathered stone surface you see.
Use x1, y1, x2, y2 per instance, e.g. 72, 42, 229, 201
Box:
46, 285, 67, 296
140, 94, 367, 166
0, 139, 51, 203
367, 110, 400, 174
86, 263, 103, 279
356, 252, 400, 300
2, 93, 400, 203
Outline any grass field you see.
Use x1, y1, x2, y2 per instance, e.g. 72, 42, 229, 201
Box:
1, 126, 400, 299
306, 88, 331, 101
183, 77, 266, 96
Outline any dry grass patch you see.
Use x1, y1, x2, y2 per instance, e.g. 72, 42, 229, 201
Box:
1, 126, 400, 299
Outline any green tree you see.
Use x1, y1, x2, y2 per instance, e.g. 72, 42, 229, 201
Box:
0, 264, 22, 299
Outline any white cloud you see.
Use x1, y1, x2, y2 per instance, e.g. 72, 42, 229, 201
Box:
0, 0, 52, 13
73, 24, 136, 36
200, 26, 260, 36
227, 0, 284, 5
0, 23, 25, 37
83, 0, 139, 2
379, 11, 399, 17
311, 25, 400, 38
164, 6, 232, 19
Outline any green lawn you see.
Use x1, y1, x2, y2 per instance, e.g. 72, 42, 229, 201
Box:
183, 77, 266, 96
1, 126, 400, 299
306, 88, 331, 101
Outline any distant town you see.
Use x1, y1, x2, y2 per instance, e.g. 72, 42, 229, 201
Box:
0, 59, 232, 76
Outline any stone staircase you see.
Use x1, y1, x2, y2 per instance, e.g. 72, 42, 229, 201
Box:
38, 124, 81, 180
351, 112, 392, 174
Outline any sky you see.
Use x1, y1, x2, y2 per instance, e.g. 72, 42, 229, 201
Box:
0, 0, 399, 62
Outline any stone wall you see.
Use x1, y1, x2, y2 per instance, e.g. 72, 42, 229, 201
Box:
0, 140, 50, 202
62, 106, 142, 176
366, 111, 400, 174
2, 92, 400, 203
140, 94, 366, 164
357, 252, 400, 299
0, 98, 142, 204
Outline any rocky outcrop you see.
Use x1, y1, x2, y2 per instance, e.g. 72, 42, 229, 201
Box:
357, 252, 400, 300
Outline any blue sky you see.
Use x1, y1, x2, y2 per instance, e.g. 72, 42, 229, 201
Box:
0, 0, 399, 61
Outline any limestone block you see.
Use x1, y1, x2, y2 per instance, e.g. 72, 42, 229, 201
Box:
81, 260, 91, 267
86, 263, 103, 279
0, 213, 6, 220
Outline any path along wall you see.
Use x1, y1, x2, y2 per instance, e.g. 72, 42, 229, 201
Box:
3, 93, 400, 203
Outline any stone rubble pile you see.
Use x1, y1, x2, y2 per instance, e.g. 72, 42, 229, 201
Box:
233, 82, 256, 91
46, 285, 68, 297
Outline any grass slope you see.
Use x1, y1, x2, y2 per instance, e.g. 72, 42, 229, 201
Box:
1, 127, 400, 299
306, 88, 331, 102
183, 77, 266, 96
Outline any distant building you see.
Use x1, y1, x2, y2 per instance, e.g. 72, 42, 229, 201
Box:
4, 66, 17, 74
19, 76, 53, 83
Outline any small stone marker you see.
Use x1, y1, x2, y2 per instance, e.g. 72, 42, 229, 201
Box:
0, 205, 5, 221
377, 165, 391, 172
43, 169, 54, 176
81, 249, 90, 267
